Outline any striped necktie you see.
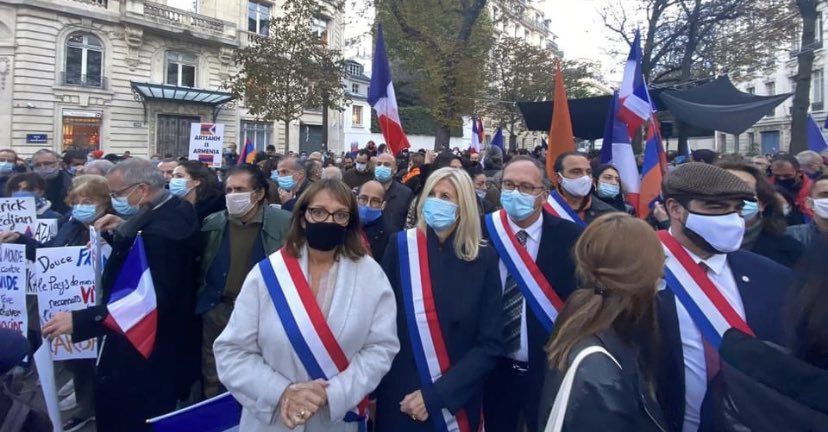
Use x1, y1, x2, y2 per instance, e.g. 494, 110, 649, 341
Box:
503, 230, 529, 355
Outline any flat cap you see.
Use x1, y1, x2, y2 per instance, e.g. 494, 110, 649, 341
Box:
662, 162, 755, 201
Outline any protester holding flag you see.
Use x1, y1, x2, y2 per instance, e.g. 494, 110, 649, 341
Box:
654, 163, 791, 432
481, 157, 582, 432
214, 179, 399, 431
593, 164, 635, 215
539, 213, 668, 432
376, 167, 502, 432
170, 160, 225, 222
548, 152, 618, 226
42, 159, 202, 431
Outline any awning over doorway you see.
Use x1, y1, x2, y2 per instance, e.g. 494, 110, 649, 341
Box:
130, 81, 236, 121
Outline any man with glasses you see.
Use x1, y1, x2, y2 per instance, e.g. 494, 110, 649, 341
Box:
481, 156, 583, 432
31, 149, 72, 214
372, 153, 412, 232
357, 180, 390, 259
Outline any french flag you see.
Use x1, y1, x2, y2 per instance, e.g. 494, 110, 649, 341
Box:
490, 127, 504, 151
149, 393, 241, 432
617, 30, 651, 138
368, 24, 410, 155
639, 116, 668, 218
601, 91, 641, 209
808, 114, 828, 152
102, 235, 157, 360
238, 137, 256, 165
470, 116, 484, 152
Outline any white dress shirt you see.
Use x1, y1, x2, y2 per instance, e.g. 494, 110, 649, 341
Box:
498, 214, 543, 363
664, 241, 745, 432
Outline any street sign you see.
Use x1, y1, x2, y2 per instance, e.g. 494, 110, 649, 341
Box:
26, 134, 47, 144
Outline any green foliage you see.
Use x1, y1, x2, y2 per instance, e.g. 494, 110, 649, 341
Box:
370, 106, 463, 137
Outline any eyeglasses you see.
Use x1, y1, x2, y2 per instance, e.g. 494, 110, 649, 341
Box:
32, 160, 58, 169
357, 195, 384, 208
109, 183, 140, 199
501, 180, 545, 196
306, 207, 351, 225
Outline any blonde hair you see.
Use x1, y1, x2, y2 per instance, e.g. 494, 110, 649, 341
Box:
66, 174, 111, 209
416, 167, 481, 261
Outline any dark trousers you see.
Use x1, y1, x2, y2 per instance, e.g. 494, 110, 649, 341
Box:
483, 358, 537, 432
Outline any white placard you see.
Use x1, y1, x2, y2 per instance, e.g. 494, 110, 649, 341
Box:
89, 227, 111, 306
0, 244, 27, 335
21, 218, 59, 243
188, 122, 224, 168
34, 341, 64, 432
0, 197, 37, 232
33, 246, 97, 360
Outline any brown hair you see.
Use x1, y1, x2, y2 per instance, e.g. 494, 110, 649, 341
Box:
66, 175, 112, 211
546, 213, 664, 387
283, 179, 367, 260
715, 159, 787, 235
5, 172, 45, 196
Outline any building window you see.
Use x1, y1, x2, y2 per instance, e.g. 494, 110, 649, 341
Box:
351, 83, 359, 94
347, 63, 360, 76
166, 51, 197, 87
746, 86, 755, 94
64, 32, 103, 88
813, 70, 824, 111
352, 105, 363, 127
818, 12, 824, 44
241, 120, 273, 152
311, 17, 330, 46
248, 1, 270, 36
765, 82, 775, 95
62, 113, 102, 151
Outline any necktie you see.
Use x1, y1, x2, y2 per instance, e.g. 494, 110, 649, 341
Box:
699, 261, 721, 381
503, 230, 529, 355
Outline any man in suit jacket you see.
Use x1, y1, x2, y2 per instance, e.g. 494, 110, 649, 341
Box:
481, 156, 583, 432
655, 163, 792, 432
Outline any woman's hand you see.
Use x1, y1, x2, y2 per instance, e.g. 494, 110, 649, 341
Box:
400, 390, 429, 422
278, 380, 328, 427
42, 312, 73, 341
0, 231, 20, 243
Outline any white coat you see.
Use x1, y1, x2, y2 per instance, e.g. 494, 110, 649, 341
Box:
214, 247, 399, 431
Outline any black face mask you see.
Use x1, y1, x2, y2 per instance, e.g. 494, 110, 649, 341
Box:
305, 221, 347, 251
776, 177, 798, 190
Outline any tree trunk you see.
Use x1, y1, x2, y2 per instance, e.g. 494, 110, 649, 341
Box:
321, 103, 329, 152
434, 125, 451, 150
791, 0, 819, 154
676, 1, 702, 156
508, 133, 517, 152
284, 119, 291, 154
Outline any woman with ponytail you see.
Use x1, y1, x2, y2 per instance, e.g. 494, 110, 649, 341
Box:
538, 213, 671, 432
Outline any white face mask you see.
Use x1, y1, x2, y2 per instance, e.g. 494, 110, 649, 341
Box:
811, 198, 828, 219
226, 192, 255, 216
355, 162, 367, 172
559, 174, 593, 197
684, 211, 745, 254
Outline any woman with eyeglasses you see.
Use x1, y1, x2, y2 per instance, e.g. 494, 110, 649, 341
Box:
214, 179, 399, 432
375, 167, 503, 432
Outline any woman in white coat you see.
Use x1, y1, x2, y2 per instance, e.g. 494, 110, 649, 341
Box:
214, 179, 400, 431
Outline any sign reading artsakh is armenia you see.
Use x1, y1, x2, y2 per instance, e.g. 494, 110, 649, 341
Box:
188, 123, 225, 168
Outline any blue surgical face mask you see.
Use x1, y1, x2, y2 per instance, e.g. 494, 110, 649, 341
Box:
169, 178, 190, 198
375, 165, 393, 183
278, 175, 296, 190
422, 197, 458, 232
358, 205, 383, 224
596, 181, 621, 199
72, 204, 98, 224
500, 188, 538, 222
741, 200, 759, 221
111, 188, 139, 217
0, 161, 14, 174
11, 191, 36, 198
270, 170, 279, 182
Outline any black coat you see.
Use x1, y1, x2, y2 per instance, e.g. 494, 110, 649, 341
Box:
655, 250, 792, 432
383, 180, 414, 233
481, 211, 582, 430
376, 228, 503, 432
537, 329, 670, 432
43, 170, 72, 215
749, 230, 804, 268
363, 216, 391, 261
194, 191, 226, 224
72, 195, 201, 431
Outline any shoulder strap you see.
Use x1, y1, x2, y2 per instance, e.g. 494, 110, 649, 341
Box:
544, 346, 621, 432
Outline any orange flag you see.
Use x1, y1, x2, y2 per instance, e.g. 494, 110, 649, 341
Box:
545, 61, 575, 183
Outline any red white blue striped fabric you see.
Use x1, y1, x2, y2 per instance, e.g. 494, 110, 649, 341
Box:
485, 210, 564, 332
259, 249, 366, 429
398, 229, 472, 432
658, 231, 754, 349
543, 190, 586, 228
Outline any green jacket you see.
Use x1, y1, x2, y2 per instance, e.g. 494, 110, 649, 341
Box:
196, 205, 291, 313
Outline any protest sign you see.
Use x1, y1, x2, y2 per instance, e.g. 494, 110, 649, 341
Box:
34, 246, 97, 360
0, 244, 27, 335
188, 122, 224, 168
21, 218, 59, 243
0, 197, 37, 232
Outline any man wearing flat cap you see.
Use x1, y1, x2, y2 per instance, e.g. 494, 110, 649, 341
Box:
653, 163, 791, 432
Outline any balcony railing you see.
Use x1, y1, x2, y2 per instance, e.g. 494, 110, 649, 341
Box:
71, 0, 107, 7
144, 1, 224, 35
60, 72, 108, 90
243, 31, 266, 46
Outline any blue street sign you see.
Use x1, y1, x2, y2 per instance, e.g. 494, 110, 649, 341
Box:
26, 134, 47, 144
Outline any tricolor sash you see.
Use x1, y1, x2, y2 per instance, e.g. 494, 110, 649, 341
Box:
658, 230, 755, 349
398, 228, 472, 432
259, 249, 367, 430
543, 190, 586, 228
485, 210, 564, 332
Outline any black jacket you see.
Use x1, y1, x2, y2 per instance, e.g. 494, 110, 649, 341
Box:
43, 170, 72, 215
194, 191, 226, 224
363, 216, 391, 261
481, 210, 582, 430
375, 228, 503, 432
748, 230, 804, 268
71, 194, 201, 431
281, 179, 310, 211
382, 180, 414, 233
538, 329, 670, 432
583, 195, 621, 224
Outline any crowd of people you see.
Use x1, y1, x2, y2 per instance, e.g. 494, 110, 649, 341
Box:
0, 140, 826, 432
